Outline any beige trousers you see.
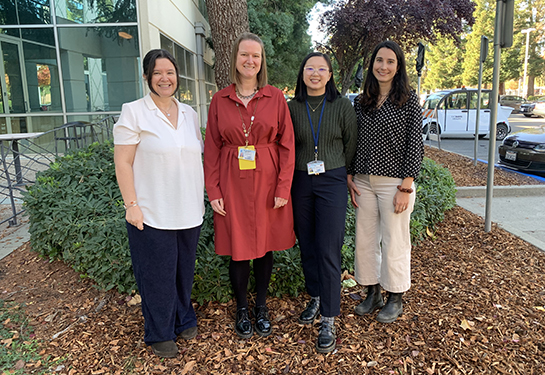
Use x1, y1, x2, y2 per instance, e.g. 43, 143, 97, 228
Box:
353, 174, 415, 293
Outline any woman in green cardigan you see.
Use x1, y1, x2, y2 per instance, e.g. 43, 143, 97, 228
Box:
288, 52, 357, 353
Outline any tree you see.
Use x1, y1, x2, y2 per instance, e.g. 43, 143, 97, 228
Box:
205, 0, 250, 89
248, 0, 319, 90
423, 37, 465, 90
319, 0, 476, 95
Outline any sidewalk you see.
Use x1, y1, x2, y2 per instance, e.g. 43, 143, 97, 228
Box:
0, 222, 30, 261
456, 185, 545, 252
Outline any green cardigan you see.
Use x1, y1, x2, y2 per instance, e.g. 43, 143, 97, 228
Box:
288, 94, 357, 172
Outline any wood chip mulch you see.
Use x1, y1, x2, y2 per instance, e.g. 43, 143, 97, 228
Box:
0, 147, 544, 374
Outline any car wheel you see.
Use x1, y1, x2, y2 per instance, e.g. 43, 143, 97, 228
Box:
422, 123, 440, 140
496, 123, 508, 141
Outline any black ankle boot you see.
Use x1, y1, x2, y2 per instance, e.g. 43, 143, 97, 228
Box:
376, 292, 403, 323
354, 284, 384, 315
316, 319, 336, 353
253, 305, 272, 337
235, 307, 253, 338
298, 298, 320, 324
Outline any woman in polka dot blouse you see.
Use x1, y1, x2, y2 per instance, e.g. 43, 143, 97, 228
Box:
347, 40, 424, 323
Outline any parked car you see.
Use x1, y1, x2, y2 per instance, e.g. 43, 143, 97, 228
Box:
520, 97, 545, 117
422, 88, 513, 140
499, 95, 527, 112
519, 102, 536, 117
531, 100, 545, 118
498, 126, 545, 174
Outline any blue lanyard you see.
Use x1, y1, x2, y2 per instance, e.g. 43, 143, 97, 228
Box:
305, 99, 326, 160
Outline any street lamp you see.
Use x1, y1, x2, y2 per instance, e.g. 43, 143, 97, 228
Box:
521, 27, 536, 98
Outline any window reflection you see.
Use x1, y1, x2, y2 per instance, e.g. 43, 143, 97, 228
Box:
23, 40, 62, 113
0, 0, 51, 25
58, 26, 141, 112
54, 0, 137, 24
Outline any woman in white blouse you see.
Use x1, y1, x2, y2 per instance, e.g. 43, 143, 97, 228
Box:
113, 49, 204, 358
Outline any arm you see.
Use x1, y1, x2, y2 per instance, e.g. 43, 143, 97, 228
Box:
274, 91, 296, 206
203, 95, 226, 215
114, 145, 144, 230
341, 98, 358, 169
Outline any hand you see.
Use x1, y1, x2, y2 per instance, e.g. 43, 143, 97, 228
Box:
126, 205, 144, 230
274, 197, 288, 209
211, 198, 226, 216
347, 174, 361, 208
393, 190, 410, 214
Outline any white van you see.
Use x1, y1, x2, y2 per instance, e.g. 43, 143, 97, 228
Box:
422, 89, 513, 140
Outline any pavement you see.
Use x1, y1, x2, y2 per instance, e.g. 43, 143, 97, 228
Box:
0, 171, 544, 262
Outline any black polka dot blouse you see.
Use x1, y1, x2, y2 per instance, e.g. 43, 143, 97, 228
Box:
348, 91, 424, 179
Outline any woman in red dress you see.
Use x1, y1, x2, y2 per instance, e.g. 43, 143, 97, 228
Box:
204, 32, 295, 339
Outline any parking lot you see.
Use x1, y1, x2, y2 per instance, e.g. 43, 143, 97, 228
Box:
424, 113, 545, 174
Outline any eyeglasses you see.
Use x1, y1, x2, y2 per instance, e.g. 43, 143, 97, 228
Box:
304, 67, 330, 75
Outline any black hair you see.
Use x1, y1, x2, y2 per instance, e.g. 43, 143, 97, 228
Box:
142, 49, 180, 96
293, 52, 340, 102
359, 40, 410, 111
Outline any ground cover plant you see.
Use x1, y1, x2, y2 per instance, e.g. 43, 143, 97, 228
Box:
22, 142, 456, 303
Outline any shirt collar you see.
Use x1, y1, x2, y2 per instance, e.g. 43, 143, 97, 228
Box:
143, 93, 185, 113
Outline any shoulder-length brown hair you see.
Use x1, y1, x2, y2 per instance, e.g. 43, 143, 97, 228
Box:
229, 32, 268, 88
359, 40, 410, 111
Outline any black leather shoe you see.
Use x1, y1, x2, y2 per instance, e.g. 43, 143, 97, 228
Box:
298, 298, 320, 324
376, 292, 403, 323
151, 340, 177, 358
178, 326, 198, 340
253, 305, 272, 337
316, 321, 336, 353
355, 284, 384, 316
235, 307, 253, 338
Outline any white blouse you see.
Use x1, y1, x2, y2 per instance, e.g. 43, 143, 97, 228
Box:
113, 94, 205, 230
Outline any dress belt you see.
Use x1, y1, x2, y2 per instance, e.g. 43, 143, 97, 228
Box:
223, 142, 277, 150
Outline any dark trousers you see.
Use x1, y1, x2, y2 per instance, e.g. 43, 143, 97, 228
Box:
291, 167, 347, 317
126, 222, 201, 345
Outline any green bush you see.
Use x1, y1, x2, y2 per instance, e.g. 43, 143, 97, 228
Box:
24, 144, 455, 302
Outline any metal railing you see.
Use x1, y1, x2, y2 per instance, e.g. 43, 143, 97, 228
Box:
0, 115, 117, 226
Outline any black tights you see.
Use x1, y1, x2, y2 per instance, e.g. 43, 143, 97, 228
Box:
229, 251, 273, 309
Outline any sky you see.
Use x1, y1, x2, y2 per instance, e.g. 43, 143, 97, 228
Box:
307, 2, 332, 46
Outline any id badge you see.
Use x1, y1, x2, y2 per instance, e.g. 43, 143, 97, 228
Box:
307, 160, 325, 175
238, 145, 256, 170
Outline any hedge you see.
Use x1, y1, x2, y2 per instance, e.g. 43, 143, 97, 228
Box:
23, 142, 456, 303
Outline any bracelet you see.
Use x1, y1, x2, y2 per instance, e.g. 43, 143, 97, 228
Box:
397, 185, 413, 194
123, 201, 138, 210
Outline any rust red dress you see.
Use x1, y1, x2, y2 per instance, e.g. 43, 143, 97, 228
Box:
204, 84, 296, 261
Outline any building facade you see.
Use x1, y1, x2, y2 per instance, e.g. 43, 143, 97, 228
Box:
0, 0, 216, 134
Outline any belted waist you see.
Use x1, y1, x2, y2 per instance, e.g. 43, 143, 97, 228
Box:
223, 142, 277, 150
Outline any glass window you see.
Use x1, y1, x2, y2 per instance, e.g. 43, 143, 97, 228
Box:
447, 92, 467, 110
185, 49, 194, 78
23, 41, 62, 113
58, 26, 141, 112
54, 0, 136, 24
0, 0, 51, 25
175, 45, 186, 75
21, 27, 55, 47
160, 34, 174, 56
469, 92, 490, 110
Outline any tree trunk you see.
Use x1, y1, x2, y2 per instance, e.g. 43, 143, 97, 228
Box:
205, 0, 249, 90
527, 75, 535, 98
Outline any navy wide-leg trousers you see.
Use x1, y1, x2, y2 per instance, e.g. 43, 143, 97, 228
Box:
291, 167, 347, 317
126, 222, 201, 345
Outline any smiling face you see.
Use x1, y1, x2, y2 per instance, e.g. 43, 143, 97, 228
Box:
303, 56, 332, 96
373, 47, 398, 88
147, 58, 177, 97
236, 39, 262, 82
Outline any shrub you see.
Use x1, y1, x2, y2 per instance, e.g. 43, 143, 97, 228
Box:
24, 144, 455, 302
